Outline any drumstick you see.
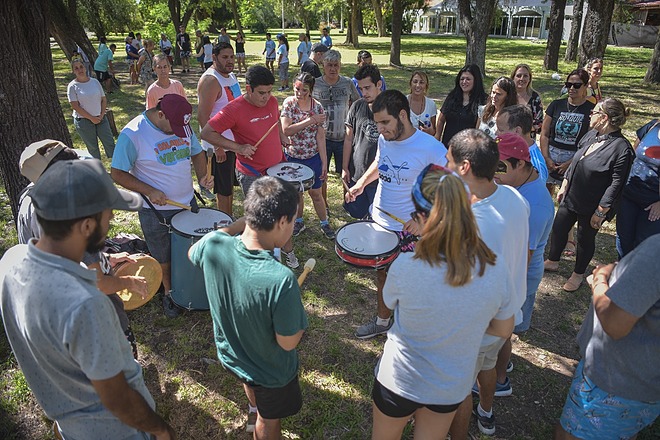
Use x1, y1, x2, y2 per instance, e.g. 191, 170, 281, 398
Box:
254, 121, 279, 149
340, 179, 350, 192
165, 199, 191, 210
375, 206, 407, 225
206, 148, 213, 179
297, 258, 316, 286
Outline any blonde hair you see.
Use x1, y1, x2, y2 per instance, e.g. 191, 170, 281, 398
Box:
414, 168, 496, 286
600, 98, 630, 129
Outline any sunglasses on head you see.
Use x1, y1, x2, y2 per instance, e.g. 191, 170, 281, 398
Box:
564, 82, 584, 89
495, 160, 510, 174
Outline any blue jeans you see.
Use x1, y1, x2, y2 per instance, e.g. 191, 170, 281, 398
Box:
73, 115, 115, 159
616, 195, 660, 258
325, 139, 344, 174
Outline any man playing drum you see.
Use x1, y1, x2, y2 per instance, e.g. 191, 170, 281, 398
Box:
189, 176, 307, 438
0, 159, 176, 440
346, 90, 447, 339
111, 94, 213, 318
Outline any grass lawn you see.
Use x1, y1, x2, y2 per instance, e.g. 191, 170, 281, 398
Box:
1, 31, 659, 439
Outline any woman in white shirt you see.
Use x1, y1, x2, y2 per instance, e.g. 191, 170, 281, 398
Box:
67, 59, 115, 159
407, 71, 437, 136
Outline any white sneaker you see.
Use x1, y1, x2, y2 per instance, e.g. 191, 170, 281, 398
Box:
283, 250, 299, 269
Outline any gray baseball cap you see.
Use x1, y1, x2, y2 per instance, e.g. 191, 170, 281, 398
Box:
31, 159, 142, 221
311, 43, 329, 53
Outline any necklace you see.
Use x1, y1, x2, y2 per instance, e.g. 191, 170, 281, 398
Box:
566, 100, 582, 113
517, 168, 534, 189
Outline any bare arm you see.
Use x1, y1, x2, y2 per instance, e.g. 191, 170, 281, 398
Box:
136, 54, 146, 73
191, 151, 212, 189
345, 156, 380, 202
88, 261, 148, 299
111, 168, 167, 205
200, 124, 256, 159
70, 101, 100, 123
591, 264, 640, 340
485, 315, 514, 339
316, 124, 327, 181
341, 125, 355, 184
91, 373, 175, 439
276, 329, 305, 351
435, 111, 446, 141
280, 113, 325, 137
539, 114, 553, 169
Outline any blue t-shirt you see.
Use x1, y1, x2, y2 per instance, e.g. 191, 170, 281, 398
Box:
321, 35, 332, 47
93, 48, 114, 72
264, 40, 276, 58
517, 175, 554, 256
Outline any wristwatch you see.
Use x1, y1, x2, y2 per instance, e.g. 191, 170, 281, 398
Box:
593, 210, 606, 218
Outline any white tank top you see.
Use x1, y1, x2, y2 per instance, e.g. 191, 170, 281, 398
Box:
199, 68, 241, 146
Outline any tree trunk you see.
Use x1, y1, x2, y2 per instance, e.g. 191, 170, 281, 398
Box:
48, 0, 98, 63
357, 7, 365, 35
0, 0, 73, 221
644, 27, 660, 84
390, 0, 404, 66
168, 0, 202, 66
544, 0, 567, 70
372, 0, 385, 37
457, 0, 498, 76
565, 0, 584, 62
344, 0, 360, 48
229, 0, 242, 33
578, 0, 615, 67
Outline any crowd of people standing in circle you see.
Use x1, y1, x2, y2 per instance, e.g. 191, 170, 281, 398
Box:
10, 25, 659, 440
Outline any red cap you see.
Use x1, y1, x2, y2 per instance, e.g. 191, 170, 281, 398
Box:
160, 94, 194, 138
496, 132, 530, 162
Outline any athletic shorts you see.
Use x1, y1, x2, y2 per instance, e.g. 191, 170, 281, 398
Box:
372, 378, 461, 418
284, 153, 323, 190
236, 52, 246, 58
212, 151, 238, 197
559, 360, 660, 440
249, 375, 303, 420
94, 70, 111, 82
180, 50, 191, 58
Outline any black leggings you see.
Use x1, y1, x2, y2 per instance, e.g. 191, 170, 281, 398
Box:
547, 206, 599, 275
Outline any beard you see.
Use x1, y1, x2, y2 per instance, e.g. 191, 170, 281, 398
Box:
85, 222, 106, 254
393, 118, 405, 141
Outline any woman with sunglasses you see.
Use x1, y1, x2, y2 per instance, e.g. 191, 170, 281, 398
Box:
544, 99, 634, 292
371, 165, 514, 440
436, 64, 487, 145
477, 76, 517, 138
511, 64, 543, 136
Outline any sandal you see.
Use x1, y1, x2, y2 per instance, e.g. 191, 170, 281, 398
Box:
563, 240, 576, 256
544, 260, 559, 272
563, 273, 584, 292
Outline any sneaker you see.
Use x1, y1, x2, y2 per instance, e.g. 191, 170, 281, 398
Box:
293, 221, 306, 237
283, 250, 299, 269
320, 223, 335, 240
355, 317, 392, 339
506, 361, 514, 373
200, 187, 215, 200
277, 86, 285, 91
473, 406, 496, 436
284, 86, 290, 90
494, 377, 512, 397
246, 410, 257, 433
162, 294, 181, 318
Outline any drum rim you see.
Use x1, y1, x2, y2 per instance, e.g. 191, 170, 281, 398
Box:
170, 207, 233, 237
334, 220, 401, 259
335, 244, 399, 269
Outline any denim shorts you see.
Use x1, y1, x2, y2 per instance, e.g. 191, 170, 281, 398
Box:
236, 170, 261, 196
137, 208, 180, 263
547, 146, 576, 185
559, 360, 660, 440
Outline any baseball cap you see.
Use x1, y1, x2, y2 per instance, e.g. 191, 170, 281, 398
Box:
496, 132, 530, 162
31, 159, 142, 221
19, 139, 67, 183
311, 43, 329, 53
159, 94, 194, 138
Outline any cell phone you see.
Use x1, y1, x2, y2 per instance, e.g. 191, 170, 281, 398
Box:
418, 120, 425, 128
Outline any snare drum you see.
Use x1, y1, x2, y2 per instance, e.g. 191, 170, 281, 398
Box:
170, 208, 232, 310
639, 123, 660, 160
113, 254, 162, 310
266, 162, 315, 191
335, 221, 401, 269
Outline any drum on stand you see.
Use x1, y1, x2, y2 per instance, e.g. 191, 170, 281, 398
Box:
266, 162, 315, 192
113, 254, 162, 310
170, 208, 232, 310
335, 220, 401, 270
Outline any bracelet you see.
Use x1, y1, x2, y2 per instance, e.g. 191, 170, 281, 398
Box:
594, 210, 606, 218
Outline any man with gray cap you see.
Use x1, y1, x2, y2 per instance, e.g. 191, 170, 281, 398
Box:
300, 43, 327, 79
0, 159, 176, 439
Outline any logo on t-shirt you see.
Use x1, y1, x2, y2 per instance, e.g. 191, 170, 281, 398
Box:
378, 156, 409, 185
154, 137, 192, 165
554, 111, 584, 145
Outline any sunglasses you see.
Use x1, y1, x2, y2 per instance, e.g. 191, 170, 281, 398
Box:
495, 160, 510, 174
564, 82, 584, 89
590, 109, 605, 116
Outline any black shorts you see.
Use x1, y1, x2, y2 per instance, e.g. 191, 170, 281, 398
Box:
249, 375, 303, 420
95, 70, 111, 82
372, 378, 461, 418
212, 151, 238, 197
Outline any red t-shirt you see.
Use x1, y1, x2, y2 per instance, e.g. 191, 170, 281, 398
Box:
208, 95, 284, 175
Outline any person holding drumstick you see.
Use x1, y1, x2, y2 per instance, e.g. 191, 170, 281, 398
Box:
111, 94, 213, 318
371, 164, 514, 440
346, 90, 447, 339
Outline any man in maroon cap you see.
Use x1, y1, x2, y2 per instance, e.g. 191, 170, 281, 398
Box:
111, 93, 212, 318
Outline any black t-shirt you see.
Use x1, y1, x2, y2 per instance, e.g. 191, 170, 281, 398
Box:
439, 100, 479, 145
176, 32, 191, 51
545, 98, 595, 152
301, 60, 322, 79
346, 99, 379, 184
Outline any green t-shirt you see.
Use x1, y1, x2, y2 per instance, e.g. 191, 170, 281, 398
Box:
189, 231, 307, 387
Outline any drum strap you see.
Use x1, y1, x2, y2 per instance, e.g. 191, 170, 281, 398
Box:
241, 161, 263, 177
140, 193, 168, 225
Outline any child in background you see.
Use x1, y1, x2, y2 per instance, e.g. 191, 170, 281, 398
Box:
263, 33, 276, 74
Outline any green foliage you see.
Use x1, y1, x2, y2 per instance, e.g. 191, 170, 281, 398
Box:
139, 1, 176, 41
78, 0, 143, 35
239, 0, 280, 33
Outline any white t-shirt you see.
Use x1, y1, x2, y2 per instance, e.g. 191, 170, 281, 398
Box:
111, 112, 203, 209
67, 78, 105, 118
408, 96, 437, 130
371, 130, 447, 231
203, 43, 213, 64
473, 184, 530, 339
198, 67, 241, 149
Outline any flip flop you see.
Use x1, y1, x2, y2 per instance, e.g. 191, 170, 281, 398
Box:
563, 240, 576, 256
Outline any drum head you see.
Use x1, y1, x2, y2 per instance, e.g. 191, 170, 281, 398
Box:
170, 208, 232, 237
266, 162, 315, 183
335, 221, 400, 258
113, 254, 163, 310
